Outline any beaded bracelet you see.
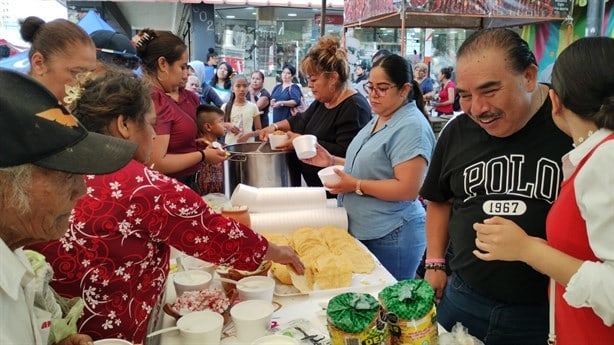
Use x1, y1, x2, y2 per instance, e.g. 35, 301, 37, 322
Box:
424, 262, 446, 271
425, 258, 446, 264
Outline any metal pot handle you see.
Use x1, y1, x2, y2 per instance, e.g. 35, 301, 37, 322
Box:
227, 153, 247, 162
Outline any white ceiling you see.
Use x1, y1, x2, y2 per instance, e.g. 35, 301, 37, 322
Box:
114, 2, 342, 32
116, 2, 183, 31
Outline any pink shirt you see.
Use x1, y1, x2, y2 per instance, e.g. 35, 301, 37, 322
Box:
436, 81, 455, 114
152, 87, 200, 178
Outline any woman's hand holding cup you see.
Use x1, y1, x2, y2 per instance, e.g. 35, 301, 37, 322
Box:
274, 131, 300, 150
203, 146, 228, 164
300, 143, 332, 167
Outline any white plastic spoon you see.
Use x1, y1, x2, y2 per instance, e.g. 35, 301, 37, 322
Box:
146, 326, 179, 338
215, 276, 239, 286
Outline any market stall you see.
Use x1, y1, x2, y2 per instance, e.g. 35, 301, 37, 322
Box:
343, 0, 575, 52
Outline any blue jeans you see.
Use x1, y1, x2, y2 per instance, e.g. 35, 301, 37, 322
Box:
438, 273, 548, 345
360, 216, 425, 281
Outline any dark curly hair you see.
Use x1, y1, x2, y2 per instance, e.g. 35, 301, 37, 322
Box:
135, 28, 187, 77
70, 69, 153, 135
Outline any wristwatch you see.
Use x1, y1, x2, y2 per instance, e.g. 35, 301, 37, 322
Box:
355, 180, 364, 196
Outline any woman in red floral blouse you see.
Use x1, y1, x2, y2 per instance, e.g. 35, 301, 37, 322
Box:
28, 70, 304, 343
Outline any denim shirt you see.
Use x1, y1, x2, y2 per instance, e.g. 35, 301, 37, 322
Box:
339, 101, 435, 240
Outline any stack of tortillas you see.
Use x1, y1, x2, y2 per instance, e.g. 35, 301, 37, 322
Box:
264, 226, 375, 293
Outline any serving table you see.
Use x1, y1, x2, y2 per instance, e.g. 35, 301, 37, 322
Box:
155, 251, 397, 345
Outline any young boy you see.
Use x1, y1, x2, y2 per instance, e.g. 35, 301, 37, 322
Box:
195, 104, 226, 195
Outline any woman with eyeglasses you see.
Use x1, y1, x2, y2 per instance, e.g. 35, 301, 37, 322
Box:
259, 35, 371, 187
300, 54, 436, 280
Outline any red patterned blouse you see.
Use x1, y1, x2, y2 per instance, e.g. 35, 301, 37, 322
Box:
28, 160, 268, 343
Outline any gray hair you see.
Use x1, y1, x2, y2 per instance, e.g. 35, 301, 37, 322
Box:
0, 164, 33, 214
414, 62, 428, 73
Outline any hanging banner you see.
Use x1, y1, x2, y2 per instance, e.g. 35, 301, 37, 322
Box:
344, 0, 399, 25
344, 0, 573, 28
405, 0, 572, 17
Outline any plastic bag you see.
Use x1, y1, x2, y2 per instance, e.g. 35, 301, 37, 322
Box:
438, 322, 484, 345
202, 193, 231, 213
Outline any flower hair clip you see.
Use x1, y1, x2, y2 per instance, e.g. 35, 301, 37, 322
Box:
63, 72, 92, 108
133, 32, 154, 48
63, 83, 84, 108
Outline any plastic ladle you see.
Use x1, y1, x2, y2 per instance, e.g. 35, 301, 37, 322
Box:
255, 140, 268, 152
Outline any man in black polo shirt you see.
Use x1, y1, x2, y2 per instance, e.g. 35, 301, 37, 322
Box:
420, 28, 572, 345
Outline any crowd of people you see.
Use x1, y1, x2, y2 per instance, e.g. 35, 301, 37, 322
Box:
0, 13, 612, 345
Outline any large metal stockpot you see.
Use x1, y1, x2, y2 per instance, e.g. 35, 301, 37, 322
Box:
224, 142, 293, 196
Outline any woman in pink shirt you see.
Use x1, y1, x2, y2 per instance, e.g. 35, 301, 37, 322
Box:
135, 29, 226, 190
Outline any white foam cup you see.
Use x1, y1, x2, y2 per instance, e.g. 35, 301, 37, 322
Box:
251, 334, 300, 345
292, 135, 317, 159
237, 276, 275, 303
177, 310, 224, 345
230, 183, 259, 208
172, 270, 212, 298
317, 165, 344, 189
268, 133, 288, 150
230, 300, 276, 342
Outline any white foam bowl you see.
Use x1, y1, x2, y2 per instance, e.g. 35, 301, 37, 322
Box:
268, 133, 288, 150
177, 310, 224, 345
172, 270, 212, 298
231, 300, 276, 343
317, 165, 344, 188
292, 135, 317, 159
237, 276, 275, 303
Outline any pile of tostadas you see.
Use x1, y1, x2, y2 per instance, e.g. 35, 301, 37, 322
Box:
264, 226, 375, 293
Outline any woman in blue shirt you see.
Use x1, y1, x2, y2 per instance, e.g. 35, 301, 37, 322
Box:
270, 64, 302, 122
302, 54, 436, 280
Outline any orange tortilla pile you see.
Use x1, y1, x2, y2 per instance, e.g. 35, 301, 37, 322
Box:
264, 226, 375, 293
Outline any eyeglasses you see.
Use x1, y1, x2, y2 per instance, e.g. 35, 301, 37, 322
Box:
363, 82, 398, 96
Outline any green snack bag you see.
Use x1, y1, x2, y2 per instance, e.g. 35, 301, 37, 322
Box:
379, 279, 438, 345
327, 292, 388, 345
